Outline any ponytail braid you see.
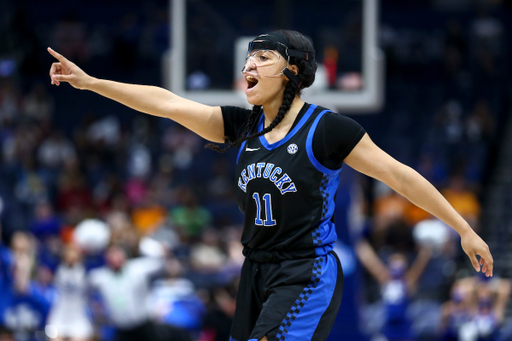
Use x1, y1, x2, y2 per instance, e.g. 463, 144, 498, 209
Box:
249, 81, 297, 139
206, 81, 298, 153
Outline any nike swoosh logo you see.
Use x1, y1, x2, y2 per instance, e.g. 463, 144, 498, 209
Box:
246, 147, 260, 152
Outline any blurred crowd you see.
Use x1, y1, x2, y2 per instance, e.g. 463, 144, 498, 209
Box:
0, 61, 246, 341
1, 0, 512, 341
350, 2, 512, 340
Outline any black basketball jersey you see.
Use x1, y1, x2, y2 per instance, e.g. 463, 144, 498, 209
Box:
235, 103, 342, 261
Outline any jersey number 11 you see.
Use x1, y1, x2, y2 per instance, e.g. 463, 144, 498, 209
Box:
252, 192, 277, 226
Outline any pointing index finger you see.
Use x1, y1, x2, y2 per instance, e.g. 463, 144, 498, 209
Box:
47, 47, 68, 64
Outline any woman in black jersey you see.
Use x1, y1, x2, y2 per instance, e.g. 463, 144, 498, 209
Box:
48, 30, 493, 341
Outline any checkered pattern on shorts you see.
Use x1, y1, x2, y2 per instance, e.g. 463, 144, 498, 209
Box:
274, 257, 323, 341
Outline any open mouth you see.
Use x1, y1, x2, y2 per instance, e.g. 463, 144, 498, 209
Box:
246, 75, 259, 90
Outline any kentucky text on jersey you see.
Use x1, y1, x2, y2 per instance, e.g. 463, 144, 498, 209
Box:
238, 162, 297, 195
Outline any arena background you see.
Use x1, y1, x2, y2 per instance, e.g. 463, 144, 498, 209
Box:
0, 0, 511, 340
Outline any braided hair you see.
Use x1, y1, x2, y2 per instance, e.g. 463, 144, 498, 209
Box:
206, 30, 317, 153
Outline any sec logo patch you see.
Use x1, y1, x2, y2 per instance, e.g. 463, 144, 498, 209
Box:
287, 143, 298, 154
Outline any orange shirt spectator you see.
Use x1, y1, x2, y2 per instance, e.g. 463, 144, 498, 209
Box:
131, 205, 167, 235
374, 192, 409, 231
441, 175, 481, 228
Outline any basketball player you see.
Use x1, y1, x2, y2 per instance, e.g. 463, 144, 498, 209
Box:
48, 30, 493, 341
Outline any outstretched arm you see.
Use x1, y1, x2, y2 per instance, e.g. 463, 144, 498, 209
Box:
344, 134, 493, 277
48, 48, 225, 143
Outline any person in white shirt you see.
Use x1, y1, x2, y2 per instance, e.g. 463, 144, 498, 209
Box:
88, 244, 165, 341
47, 244, 93, 341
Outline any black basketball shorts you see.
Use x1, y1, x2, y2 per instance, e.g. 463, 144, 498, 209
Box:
229, 251, 344, 341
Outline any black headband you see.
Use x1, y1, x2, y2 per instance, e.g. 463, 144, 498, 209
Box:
248, 32, 316, 87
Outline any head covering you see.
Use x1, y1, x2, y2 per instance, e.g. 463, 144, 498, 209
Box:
247, 32, 315, 87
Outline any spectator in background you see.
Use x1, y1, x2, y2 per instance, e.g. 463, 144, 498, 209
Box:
151, 154, 178, 208
92, 172, 123, 216
14, 157, 49, 212
125, 176, 148, 208
441, 174, 481, 230
10, 232, 36, 267
37, 131, 77, 171
189, 228, 227, 288
126, 143, 152, 180
10, 123, 42, 163
47, 244, 93, 341
215, 227, 244, 285
147, 258, 205, 333
169, 188, 212, 241
0, 232, 50, 341
162, 124, 201, 170
439, 275, 511, 341
439, 282, 473, 341
56, 161, 92, 223
372, 184, 410, 250
106, 210, 140, 256
373, 185, 409, 232
88, 244, 179, 341
86, 116, 121, 149
22, 83, 54, 123
125, 177, 148, 207
30, 201, 61, 243
131, 188, 167, 236
357, 242, 432, 341
30, 264, 57, 309
471, 277, 510, 341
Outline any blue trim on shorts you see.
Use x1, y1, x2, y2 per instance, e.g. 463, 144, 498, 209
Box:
275, 253, 338, 341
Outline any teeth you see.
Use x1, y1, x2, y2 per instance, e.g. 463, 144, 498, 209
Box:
246, 76, 257, 82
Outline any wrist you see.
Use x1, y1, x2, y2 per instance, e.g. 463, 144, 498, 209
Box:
458, 223, 475, 238
84, 76, 99, 91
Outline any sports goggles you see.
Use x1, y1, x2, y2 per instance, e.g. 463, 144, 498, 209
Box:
245, 50, 282, 68
241, 50, 287, 78
241, 37, 316, 85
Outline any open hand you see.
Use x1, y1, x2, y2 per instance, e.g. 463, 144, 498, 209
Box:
461, 229, 493, 277
48, 47, 92, 90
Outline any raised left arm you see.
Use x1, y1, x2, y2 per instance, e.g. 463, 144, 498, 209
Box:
344, 133, 493, 277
